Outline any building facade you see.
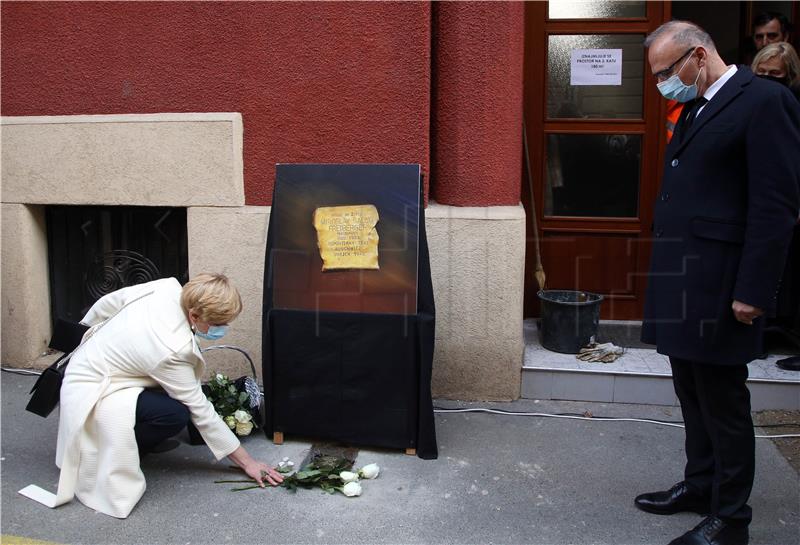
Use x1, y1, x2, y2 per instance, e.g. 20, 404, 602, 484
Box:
2, 1, 797, 400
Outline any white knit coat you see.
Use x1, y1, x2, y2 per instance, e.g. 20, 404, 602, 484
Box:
20, 278, 240, 518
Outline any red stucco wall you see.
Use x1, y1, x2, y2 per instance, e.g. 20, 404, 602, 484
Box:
431, 2, 524, 206
1, 1, 431, 206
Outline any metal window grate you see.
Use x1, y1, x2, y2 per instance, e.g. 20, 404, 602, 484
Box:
46, 206, 188, 325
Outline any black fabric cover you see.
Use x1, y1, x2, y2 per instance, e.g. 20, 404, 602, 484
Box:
262, 179, 437, 459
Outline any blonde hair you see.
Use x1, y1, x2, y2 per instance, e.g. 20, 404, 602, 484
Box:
752, 42, 800, 86
180, 273, 242, 325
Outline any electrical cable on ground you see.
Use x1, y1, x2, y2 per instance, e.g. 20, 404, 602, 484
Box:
432, 407, 800, 439
434, 406, 800, 427
1, 367, 42, 376
3, 367, 799, 438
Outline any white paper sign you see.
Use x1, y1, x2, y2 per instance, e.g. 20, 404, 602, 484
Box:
570, 49, 622, 86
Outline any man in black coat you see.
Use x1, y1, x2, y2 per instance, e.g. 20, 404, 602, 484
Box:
636, 21, 800, 545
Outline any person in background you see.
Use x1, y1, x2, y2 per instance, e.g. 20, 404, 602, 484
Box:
751, 41, 800, 100
638, 20, 800, 545
741, 11, 793, 66
752, 11, 791, 52
20, 273, 283, 518
752, 42, 800, 371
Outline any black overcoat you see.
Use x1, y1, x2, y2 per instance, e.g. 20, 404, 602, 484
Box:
641, 67, 800, 365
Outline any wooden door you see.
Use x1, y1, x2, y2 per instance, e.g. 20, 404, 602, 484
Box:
523, 1, 670, 320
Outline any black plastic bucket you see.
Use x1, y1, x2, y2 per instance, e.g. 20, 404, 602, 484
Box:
537, 290, 604, 354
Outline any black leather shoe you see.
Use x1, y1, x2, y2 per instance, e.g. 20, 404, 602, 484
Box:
635, 481, 710, 515
668, 516, 749, 545
776, 355, 800, 371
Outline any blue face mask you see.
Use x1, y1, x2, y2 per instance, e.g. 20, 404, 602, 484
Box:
195, 324, 229, 341
657, 51, 702, 103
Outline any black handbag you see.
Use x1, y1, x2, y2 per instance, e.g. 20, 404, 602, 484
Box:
26, 319, 89, 417
25, 292, 152, 418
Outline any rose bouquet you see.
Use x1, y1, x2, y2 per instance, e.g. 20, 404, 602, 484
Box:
204, 373, 261, 436
215, 454, 381, 497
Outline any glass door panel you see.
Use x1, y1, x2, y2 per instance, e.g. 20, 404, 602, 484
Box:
523, 1, 666, 320
545, 133, 641, 217
548, 0, 646, 20
547, 34, 645, 119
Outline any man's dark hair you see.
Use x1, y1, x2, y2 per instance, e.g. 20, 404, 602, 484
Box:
752, 11, 792, 34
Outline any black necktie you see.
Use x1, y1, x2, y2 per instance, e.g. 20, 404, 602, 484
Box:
682, 97, 708, 138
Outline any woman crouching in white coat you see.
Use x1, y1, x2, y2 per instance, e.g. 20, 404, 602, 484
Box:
20, 273, 283, 518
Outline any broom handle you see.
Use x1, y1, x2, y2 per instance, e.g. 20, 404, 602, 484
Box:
523, 121, 545, 290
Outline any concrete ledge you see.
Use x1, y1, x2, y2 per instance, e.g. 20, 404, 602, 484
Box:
523, 319, 799, 409
188, 202, 528, 401
1, 113, 244, 207
0, 113, 246, 367
747, 381, 800, 411
425, 202, 524, 221
522, 366, 800, 410
1, 188, 528, 403
187, 206, 269, 382
427, 202, 526, 400
1, 204, 51, 363
522, 367, 679, 406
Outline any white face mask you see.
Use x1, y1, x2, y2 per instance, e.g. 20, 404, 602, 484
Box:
657, 49, 702, 103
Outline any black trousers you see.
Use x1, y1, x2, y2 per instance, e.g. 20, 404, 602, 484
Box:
133, 390, 190, 454
670, 357, 754, 526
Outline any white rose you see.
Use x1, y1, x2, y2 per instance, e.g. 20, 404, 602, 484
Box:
224, 415, 236, 429
235, 421, 253, 436
341, 481, 362, 497
234, 410, 252, 423
358, 463, 380, 479
339, 471, 358, 483
215, 373, 225, 382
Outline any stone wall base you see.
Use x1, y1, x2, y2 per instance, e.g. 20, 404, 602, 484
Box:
0, 114, 525, 401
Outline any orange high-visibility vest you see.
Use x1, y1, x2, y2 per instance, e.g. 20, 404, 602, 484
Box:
666, 99, 684, 143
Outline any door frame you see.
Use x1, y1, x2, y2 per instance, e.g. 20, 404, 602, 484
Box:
522, 1, 671, 320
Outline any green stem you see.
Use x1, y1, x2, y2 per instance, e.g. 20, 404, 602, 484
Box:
214, 479, 256, 484
231, 485, 262, 491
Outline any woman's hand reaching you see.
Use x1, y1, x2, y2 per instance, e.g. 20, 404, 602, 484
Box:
244, 461, 284, 487
228, 446, 284, 487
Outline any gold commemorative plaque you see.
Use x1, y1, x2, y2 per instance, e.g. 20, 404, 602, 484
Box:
313, 205, 380, 271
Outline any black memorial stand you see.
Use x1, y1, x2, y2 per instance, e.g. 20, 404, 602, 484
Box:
261, 184, 437, 460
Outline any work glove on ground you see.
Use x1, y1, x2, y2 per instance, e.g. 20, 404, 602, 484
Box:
576, 342, 624, 363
